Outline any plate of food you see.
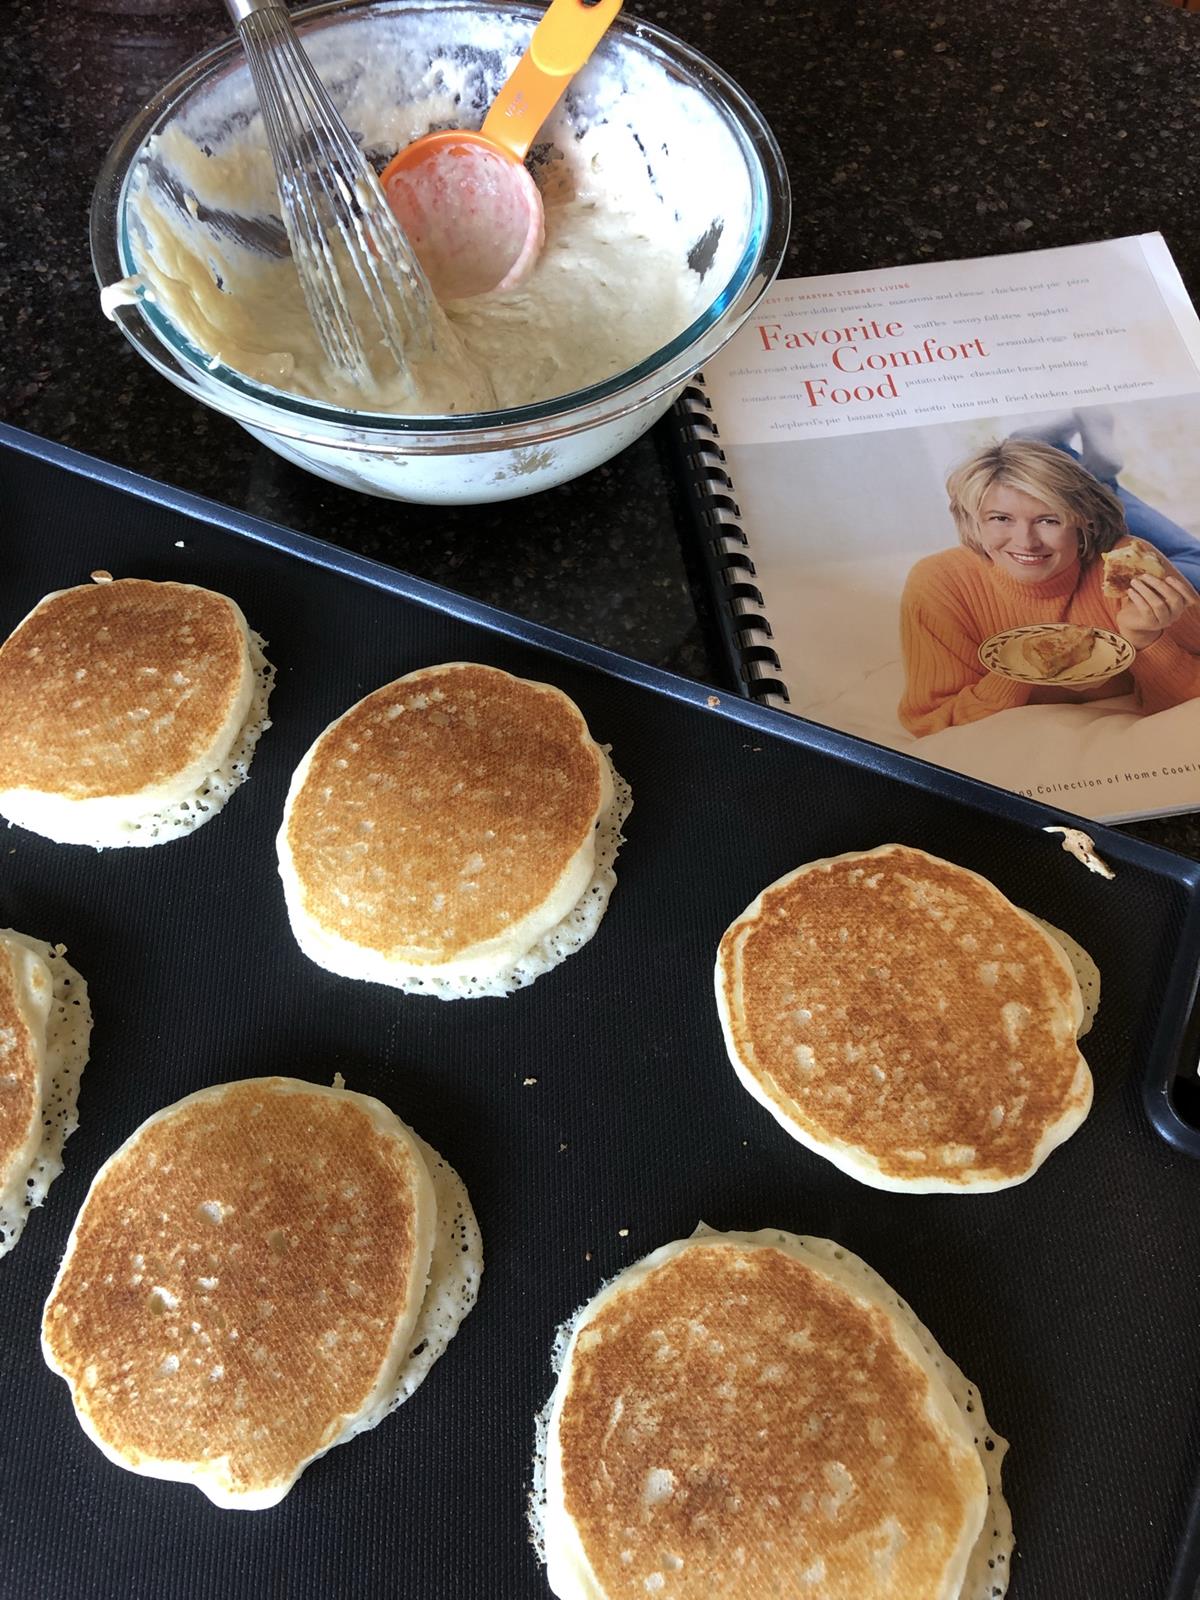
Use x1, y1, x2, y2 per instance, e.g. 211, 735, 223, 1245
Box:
979, 622, 1134, 687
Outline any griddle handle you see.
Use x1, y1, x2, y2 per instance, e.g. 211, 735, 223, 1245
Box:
1144, 970, 1200, 1163
1166, 1455, 1200, 1599
1144, 1072, 1200, 1160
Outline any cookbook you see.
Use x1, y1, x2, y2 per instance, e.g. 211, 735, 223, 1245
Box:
674, 233, 1200, 822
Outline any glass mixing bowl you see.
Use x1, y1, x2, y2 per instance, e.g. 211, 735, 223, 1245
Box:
91, 0, 790, 505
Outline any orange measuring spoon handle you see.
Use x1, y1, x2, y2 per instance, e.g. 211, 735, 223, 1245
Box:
482, 0, 623, 163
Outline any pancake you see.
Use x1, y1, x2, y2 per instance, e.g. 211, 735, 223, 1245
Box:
714, 844, 1094, 1192
532, 1227, 1011, 1600
277, 662, 632, 998
0, 929, 92, 1259
41, 1076, 481, 1509
0, 577, 275, 847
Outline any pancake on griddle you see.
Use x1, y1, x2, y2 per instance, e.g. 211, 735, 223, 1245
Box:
0, 929, 91, 1259
277, 662, 632, 998
532, 1227, 1012, 1600
0, 577, 274, 847
41, 1076, 482, 1509
715, 844, 1094, 1192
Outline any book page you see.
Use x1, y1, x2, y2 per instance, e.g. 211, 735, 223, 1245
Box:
700, 236, 1200, 822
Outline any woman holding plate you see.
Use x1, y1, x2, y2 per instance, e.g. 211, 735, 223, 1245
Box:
898, 438, 1200, 737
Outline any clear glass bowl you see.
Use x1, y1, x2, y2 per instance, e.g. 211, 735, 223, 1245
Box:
90, 0, 790, 504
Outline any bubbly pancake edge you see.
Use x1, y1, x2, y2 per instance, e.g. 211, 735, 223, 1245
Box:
0, 936, 52, 1215
0, 931, 92, 1258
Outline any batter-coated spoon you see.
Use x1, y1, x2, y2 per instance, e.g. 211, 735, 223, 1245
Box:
381, 0, 622, 300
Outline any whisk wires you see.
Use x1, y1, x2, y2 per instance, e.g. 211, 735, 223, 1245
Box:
234, 1, 438, 387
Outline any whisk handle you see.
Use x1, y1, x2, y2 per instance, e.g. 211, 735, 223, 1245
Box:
225, 0, 286, 23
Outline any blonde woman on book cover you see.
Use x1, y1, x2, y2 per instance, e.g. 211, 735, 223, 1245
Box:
898, 436, 1200, 737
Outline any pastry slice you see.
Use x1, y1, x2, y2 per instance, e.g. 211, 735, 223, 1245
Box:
1020, 624, 1098, 677
1102, 538, 1170, 602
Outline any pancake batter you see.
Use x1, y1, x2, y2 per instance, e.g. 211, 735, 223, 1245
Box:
107, 13, 743, 416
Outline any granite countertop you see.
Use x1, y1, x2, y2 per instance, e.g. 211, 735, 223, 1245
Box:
2, 0, 1199, 856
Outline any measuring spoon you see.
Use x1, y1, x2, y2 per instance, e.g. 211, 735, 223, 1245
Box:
381, 0, 622, 300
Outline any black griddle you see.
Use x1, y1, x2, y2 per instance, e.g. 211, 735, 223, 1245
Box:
2, 422, 1199, 1600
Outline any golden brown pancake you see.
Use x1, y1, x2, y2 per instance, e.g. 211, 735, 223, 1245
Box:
715, 845, 1093, 1192
0, 944, 43, 1135
0, 940, 48, 1213
1101, 537, 1170, 602
537, 1230, 1009, 1600
41, 1077, 458, 1508
0, 930, 91, 1258
277, 662, 629, 996
0, 578, 273, 846
0, 579, 249, 800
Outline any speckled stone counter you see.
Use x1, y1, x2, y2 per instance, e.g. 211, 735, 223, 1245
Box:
2, 0, 1199, 855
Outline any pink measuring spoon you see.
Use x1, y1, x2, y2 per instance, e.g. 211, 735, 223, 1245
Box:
381, 0, 622, 300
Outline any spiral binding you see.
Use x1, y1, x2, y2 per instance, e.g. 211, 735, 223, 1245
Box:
676, 382, 790, 709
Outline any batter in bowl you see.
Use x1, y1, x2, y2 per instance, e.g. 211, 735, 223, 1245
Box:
110, 10, 749, 417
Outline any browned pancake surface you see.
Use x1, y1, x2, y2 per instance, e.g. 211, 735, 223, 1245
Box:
42, 1079, 427, 1497
0, 943, 41, 1186
285, 664, 603, 959
720, 846, 1086, 1185
557, 1241, 978, 1598
0, 580, 247, 800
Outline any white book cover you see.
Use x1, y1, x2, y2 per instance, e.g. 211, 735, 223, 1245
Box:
695, 234, 1200, 822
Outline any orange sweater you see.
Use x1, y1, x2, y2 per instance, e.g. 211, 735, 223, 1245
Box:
898, 541, 1200, 737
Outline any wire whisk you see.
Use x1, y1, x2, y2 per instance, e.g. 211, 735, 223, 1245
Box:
225, 0, 478, 397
